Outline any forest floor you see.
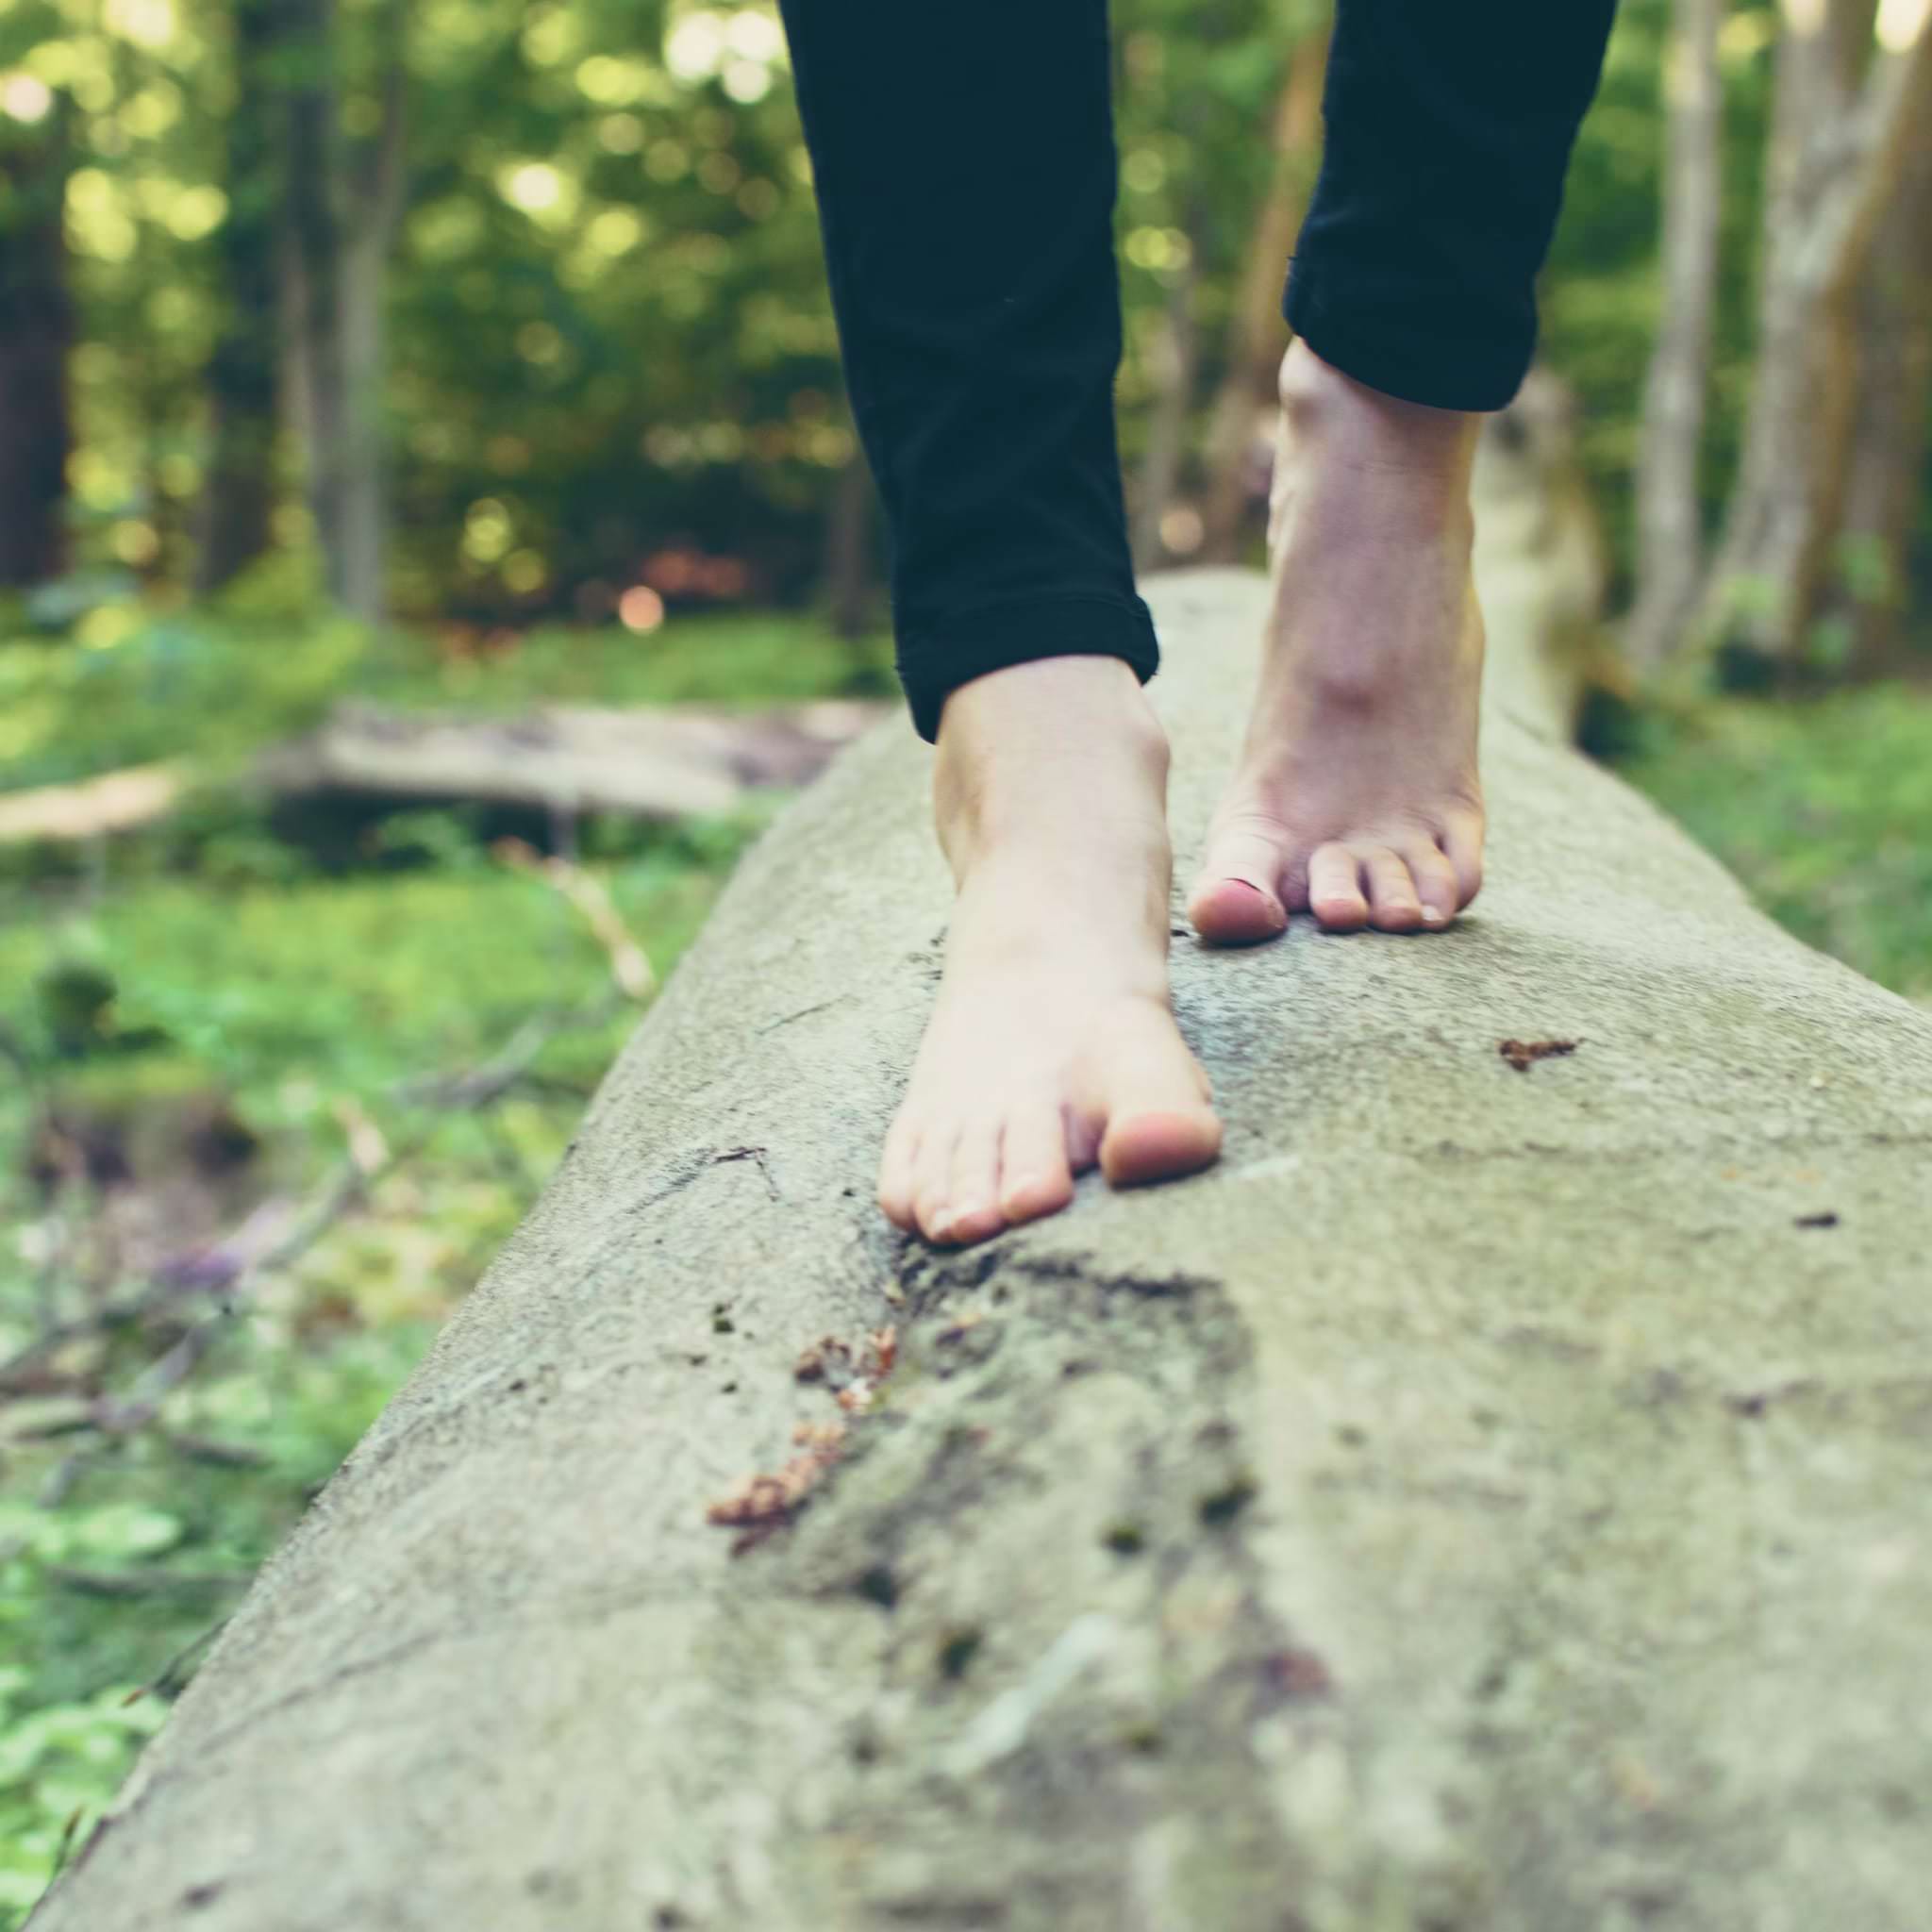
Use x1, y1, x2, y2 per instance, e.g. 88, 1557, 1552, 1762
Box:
1, 605, 1927, 1922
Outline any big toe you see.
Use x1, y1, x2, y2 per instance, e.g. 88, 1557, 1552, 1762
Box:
1189, 875, 1289, 946
1094, 1010, 1223, 1189
1101, 1105, 1223, 1188
1190, 821, 1291, 946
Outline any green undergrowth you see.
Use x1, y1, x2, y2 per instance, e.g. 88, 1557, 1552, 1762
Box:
0, 591, 893, 797
0, 608, 880, 1921
1613, 680, 1932, 1004
0, 842, 752, 1922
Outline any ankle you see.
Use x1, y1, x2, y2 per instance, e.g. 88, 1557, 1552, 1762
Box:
932, 656, 1169, 865
1277, 339, 1482, 499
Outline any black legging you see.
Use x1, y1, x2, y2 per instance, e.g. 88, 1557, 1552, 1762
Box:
776, 1, 1619, 741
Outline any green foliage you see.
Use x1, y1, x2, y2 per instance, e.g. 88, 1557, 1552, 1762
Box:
0, 1325, 427, 1926
0, 848, 739, 1921
0, 1664, 167, 1923
8, 0, 1912, 620
0, 608, 366, 791
0, 604, 891, 798
1618, 684, 1932, 1002
0, 608, 881, 1922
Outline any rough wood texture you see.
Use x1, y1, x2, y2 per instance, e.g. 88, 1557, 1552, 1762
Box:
36, 439, 1932, 1931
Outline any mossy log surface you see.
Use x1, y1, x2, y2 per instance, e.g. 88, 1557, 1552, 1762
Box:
36, 436, 1932, 1931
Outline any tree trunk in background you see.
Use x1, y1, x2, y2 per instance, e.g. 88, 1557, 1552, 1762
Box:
197, 0, 283, 594
1130, 225, 1202, 571
284, 0, 406, 623
0, 114, 73, 588
822, 441, 874, 640
1827, 127, 1932, 669
1703, 1, 1932, 671
337, 51, 408, 623
1199, 27, 1326, 563
284, 0, 351, 607
1626, 0, 1723, 671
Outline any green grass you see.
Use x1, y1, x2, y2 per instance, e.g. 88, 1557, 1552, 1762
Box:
0, 604, 884, 1922
0, 596, 893, 796
1616, 681, 1932, 1004
0, 843, 755, 1922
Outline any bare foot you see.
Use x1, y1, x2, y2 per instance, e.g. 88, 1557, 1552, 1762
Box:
1190, 340, 1487, 942
879, 657, 1221, 1246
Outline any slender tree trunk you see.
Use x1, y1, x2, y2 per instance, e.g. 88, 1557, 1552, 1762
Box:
822, 441, 874, 640
337, 50, 407, 622
282, 0, 407, 621
1131, 225, 1202, 571
0, 113, 73, 588
1704, 0, 1932, 669
1827, 127, 1932, 669
1199, 27, 1326, 563
1627, 0, 1724, 670
197, 0, 283, 593
284, 0, 351, 605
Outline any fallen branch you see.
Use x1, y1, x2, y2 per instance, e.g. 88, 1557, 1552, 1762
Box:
2, 702, 885, 848
44, 1564, 255, 1600
258, 698, 883, 822
0, 762, 185, 844
493, 840, 655, 999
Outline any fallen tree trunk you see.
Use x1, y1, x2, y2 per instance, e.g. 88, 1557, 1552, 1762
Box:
254, 697, 887, 820
36, 424, 1932, 1930
0, 703, 884, 847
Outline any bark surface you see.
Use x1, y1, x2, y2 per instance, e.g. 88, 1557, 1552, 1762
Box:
34, 438, 1932, 1932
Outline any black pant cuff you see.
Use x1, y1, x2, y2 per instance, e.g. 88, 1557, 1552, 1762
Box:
1285, 263, 1533, 414
897, 592, 1160, 743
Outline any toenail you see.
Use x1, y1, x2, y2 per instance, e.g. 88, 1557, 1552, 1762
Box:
1423, 907, 1448, 925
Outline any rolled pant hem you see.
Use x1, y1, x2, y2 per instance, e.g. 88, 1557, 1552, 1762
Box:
897, 591, 1160, 743
1285, 266, 1534, 415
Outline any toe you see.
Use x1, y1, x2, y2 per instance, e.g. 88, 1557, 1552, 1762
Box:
1402, 839, 1461, 929
1102, 1107, 1223, 1188
1440, 810, 1485, 910
942, 1118, 1007, 1247
1189, 820, 1291, 945
1361, 846, 1424, 933
912, 1126, 960, 1244
998, 1099, 1076, 1227
1190, 876, 1290, 946
1094, 1013, 1223, 1189
1307, 841, 1369, 931
877, 1114, 919, 1230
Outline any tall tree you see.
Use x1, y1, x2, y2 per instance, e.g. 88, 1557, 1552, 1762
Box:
1627, 0, 1724, 670
0, 104, 73, 588
1826, 118, 1932, 667
197, 0, 284, 592
1703, 0, 1932, 669
284, 0, 408, 620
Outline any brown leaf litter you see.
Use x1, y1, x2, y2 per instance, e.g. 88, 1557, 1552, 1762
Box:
708, 1324, 898, 1551
1499, 1038, 1579, 1073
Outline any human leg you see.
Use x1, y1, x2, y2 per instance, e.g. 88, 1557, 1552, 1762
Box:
777, 0, 1221, 1241
1191, 1, 1618, 941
